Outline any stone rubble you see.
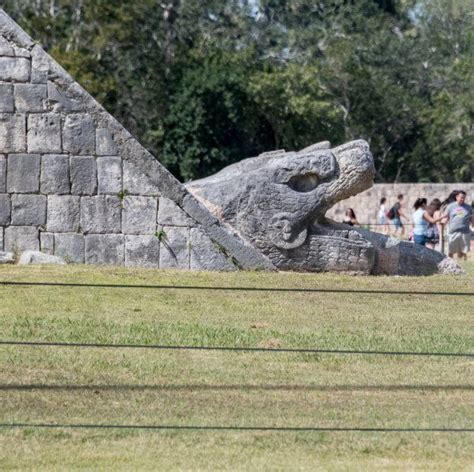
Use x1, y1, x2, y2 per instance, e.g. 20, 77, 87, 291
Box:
0, 251, 14, 264
18, 250, 66, 265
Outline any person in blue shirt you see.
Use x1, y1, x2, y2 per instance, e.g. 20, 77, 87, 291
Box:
412, 198, 444, 247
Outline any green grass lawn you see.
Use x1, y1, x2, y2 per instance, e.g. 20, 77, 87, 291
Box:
0, 263, 473, 470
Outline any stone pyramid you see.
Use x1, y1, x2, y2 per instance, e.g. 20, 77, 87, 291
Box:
0, 8, 273, 270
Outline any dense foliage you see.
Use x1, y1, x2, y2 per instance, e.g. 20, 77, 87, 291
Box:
3, 0, 472, 182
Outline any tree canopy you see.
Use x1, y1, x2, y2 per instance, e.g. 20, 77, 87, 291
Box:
4, 0, 473, 182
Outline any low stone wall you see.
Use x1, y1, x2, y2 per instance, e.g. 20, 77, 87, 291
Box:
327, 183, 474, 225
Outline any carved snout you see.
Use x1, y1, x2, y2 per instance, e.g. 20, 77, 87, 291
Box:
328, 139, 375, 204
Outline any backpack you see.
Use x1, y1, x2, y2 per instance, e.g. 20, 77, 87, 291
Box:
386, 206, 395, 219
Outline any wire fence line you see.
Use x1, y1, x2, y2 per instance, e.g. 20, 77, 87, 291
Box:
0, 423, 472, 433
0, 280, 472, 296
2, 272, 471, 435
1, 340, 472, 358
351, 223, 420, 226
356, 222, 445, 226
2, 340, 472, 433
1, 383, 472, 391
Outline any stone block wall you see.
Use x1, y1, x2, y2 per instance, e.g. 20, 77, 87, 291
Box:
327, 183, 474, 225
0, 9, 274, 271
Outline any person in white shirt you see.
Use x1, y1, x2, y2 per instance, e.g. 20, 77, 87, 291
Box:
377, 197, 389, 234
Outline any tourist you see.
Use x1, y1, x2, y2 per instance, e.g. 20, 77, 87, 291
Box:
439, 190, 461, 253
387, 194, 408, 237
343, 208, 359, 226
412, 198, 444, 247
471, 201, 474, 255
441, 190, 460, 208
425, 198, 442, 250
378, 197, 389, 233
442, 190, 473, 260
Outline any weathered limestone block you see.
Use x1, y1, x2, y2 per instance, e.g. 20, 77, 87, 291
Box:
4, 226, 39, 252
63, 113, 95, 155
40, 232, 54, 254
397, 241, 443, 276
47, 195, 80, 232
369, 236, 400, 275
0, 227, 3, 250
0, 9, 34, 50
40, 154, 70, 194
123, 160, 157, 195
190, 228, 236, 271
97, 156, 122, 194
157, 197, 194, 226
0, 113, 26, 152
85, 234, 124, 265
0, 36, 14, 56
0, 83, 14, 112
8, 45, 30, 58
0, 194, 11, 225
11, 194, 46, 225
122, 196, 157, 234
54, 233, 85, 263
125, 235, 160, 268
18, 250, 66, 265
181, 194, 218, 229
7, 154, 40, 193
0, 57, 30, 82
47, 82, 82, 112
27, 113, 62, 153
30, 46, 53, 84
80, 196, 121, 233
159, 226, 190, 269
14, 84, 47, 112
0, 155, 5, 192
70, 156, 97, 195
96, 128, 118, 156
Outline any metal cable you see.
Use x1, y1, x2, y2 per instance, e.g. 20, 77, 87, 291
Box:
0, 423, 472, 432
1, 340, 472, 357
0, 281, 472, 296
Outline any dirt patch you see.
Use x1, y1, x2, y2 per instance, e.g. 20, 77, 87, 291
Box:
250, 322, 271, 329
259, 338, 282, 348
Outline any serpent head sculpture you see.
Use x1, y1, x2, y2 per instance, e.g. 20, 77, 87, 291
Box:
187, 140, 461, 275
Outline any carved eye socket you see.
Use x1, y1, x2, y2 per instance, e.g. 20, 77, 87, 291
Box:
287, 173, 319, 192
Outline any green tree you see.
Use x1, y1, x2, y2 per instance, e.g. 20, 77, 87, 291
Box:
2, 0, 472, 182
408, 0, 473, 182
162, 52, 274, 180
